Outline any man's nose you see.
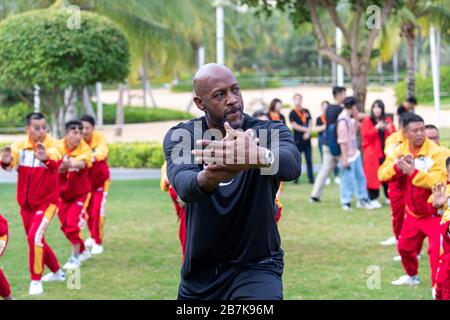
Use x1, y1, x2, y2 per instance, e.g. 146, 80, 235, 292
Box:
226, 91, 238, 106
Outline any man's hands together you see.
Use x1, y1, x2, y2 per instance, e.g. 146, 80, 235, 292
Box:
193, 122, 271, 192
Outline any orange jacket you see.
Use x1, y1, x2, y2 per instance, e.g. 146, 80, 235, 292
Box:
56, 139, 92, 202
0, 135, 61, 210
86, 131, 110, 190
378, 138, 447, 219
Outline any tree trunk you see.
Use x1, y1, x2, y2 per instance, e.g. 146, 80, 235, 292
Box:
115, 83, 125, 137
393, 50, 398, 83
82, 87, 96, 118
139, 64, 148, 108
317, 54, 323, 82
64, 87, 77, 123
331, 60, 337, 85
402, 22, 415, 98
351, 72, 368, 112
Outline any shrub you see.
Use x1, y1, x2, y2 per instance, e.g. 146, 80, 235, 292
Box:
394, 66, 450, 105
0, 141, 165, 168
0, 103, 35, 128
107, 143, 164, 168
0, 9, 129, 137
0, 103, 193, 134
101, 104, 193, 124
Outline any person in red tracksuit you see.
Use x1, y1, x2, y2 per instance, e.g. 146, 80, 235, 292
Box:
0, 214, 13, 300
361, 100, 395, 208
379, 112, 424, 260
81, 115, 110, 255
379, 114, 446, 290
429, 157, 450, 300
0, 113, 65, 296
56, 120, 93, 270
161, 162, 186, 262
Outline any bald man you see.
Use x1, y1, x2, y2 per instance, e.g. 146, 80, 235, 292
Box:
163, 64, 301, 300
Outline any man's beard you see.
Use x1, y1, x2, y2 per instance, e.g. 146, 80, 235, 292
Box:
206, 106, 244, 130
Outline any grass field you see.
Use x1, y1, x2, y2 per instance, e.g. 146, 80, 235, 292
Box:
0, 177, 434, 300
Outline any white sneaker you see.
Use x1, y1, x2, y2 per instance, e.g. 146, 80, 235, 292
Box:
63, 256, 81, 270
84, 237, 94, 248
325, 178, 331, 186
29, 280, 44, 295
341, 204, 353, 211
91, 243, 104, 255
357, 199, 375, 210
334, 177, 341, 185
79, 249, 92, 262
381, 236, 397, 246
370, 199, 383, 209
42, 269, 65, 282
391, 275, 420, 285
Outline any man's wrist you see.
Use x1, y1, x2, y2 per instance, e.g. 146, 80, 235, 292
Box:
257, 147, 274, 168
197, 170, 218, 193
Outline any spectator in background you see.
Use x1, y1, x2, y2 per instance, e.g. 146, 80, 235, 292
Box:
361, 100, 396, 209
397, 96, 417, 116
267, 98, 286, 124
310, 86, 347, 203
289, 93, 314, 184
315, 100, 339, 186
425, 124, 450, 160
337, 97, 374, 211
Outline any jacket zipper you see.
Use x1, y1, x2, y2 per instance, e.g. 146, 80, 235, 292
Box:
24, 155, 35, 211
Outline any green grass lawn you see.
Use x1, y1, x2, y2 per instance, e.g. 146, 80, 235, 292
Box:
0, 179, 433, 300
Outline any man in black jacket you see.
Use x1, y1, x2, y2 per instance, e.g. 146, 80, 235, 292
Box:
163, 63, 301, 300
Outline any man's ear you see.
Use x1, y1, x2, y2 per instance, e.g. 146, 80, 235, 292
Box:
194, 96, 205, 112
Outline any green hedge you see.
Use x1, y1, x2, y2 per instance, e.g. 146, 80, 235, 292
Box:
0, 141, 165, 168
172, 77, 283, 93
101, 104, 193, 124
108, 142, 164, 168
0, 103, 34, 128
394, 66, 450, 105
0, 103, 193, 133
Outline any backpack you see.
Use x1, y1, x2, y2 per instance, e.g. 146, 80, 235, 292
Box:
326, 118, 350, 156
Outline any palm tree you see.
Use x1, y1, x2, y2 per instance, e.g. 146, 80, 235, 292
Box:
394, 0, 450, 98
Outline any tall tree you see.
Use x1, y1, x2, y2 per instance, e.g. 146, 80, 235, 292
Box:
240, 0, 397, 111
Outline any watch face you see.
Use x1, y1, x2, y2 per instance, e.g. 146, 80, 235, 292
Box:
266, 150, 274, 165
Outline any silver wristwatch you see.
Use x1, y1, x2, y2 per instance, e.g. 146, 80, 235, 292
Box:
262, 149, 274, 167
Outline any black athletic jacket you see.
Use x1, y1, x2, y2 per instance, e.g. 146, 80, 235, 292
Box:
163, 114, 301, 299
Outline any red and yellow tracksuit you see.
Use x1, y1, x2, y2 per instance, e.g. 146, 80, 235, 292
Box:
0, 136, 61, 281
379, 138, 447, 286
381, 131, 407, 239
56, 139, 92, 254
428, 183, 450, 300
85, 131, 110, 245
161, 162, 186, 262
0, 214, 11, 298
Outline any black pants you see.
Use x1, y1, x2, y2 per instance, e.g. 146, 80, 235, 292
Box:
296, 141, 314, 183
368, 183, 389, 200
178, 257, 283, 300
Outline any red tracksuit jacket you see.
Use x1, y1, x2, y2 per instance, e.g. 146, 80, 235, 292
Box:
379, 138, 447, 219
86, 131, 110, 190
56, 139, 92, 202
0, 136, 62, 211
